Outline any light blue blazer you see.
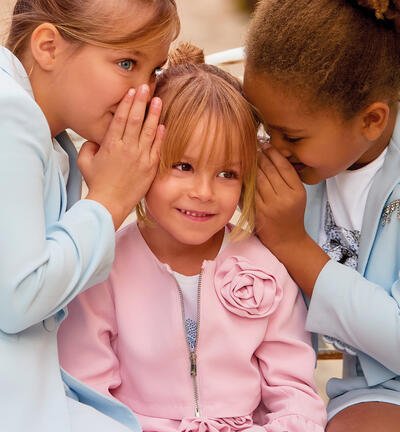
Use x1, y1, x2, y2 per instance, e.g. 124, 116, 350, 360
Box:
305, 112, 400, 417
0, 47, 140, 430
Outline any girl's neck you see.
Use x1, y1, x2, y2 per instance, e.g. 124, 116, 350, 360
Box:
138, 222, 226, 276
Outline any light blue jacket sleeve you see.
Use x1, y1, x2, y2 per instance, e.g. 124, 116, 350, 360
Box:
306, 259, 400, 375
0, 72, 115, 334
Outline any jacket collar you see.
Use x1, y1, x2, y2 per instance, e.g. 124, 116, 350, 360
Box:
358, 115, 400, 273
54, 131, 81, 210
0, 46, 34, 98
0, 46, 82, 209
131, 222, 236, 274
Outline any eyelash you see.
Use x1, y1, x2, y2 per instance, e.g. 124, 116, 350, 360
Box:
173, 163, 238, 179
218, 171, 238, 179
173, 162, 192, 172
283, 134, 301, 143
118, 59, 136, 71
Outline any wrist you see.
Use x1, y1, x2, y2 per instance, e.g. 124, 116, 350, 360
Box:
266, 234, 330, 297
270, 231, 310, 256
85, 192, 131, 230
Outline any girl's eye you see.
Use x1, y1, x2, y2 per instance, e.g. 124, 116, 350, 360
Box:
283, 134, 301, 143
173, 162, 192, 172
118, 59, 135, 71
218, 171, 237, 179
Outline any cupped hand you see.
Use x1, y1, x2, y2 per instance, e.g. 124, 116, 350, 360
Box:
256, 148, 330, 296
78, 85, 164, 230
256, 147, 308, 252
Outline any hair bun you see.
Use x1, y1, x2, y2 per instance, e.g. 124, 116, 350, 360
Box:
168, 42, 205, 66
357, 0, 400, 29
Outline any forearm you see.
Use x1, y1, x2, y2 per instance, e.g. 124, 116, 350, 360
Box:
261, 233, 329, 298
0, 199, 114, 333
307, 260, 400, 373
85, 193, 130, 231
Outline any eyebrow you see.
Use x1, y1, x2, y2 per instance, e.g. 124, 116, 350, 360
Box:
115, 49, 168, 66
181, 155, 241, 168
139, 52, 168, 68
268, 124, 305, 134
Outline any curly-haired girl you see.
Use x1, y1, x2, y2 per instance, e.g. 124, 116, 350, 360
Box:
244, 0, 400, 430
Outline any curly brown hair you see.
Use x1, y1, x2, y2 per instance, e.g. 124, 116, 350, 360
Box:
246, 0, 400, 118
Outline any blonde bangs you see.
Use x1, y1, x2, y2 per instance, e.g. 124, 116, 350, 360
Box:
159, 72, 257, 176
158, 82, 211, 174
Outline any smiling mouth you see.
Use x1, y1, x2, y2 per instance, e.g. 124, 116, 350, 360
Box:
177, 208, 215, 220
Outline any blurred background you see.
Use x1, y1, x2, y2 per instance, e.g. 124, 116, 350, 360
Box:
174, 0, 251, 54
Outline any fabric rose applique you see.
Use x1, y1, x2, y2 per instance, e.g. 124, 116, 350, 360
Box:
215, 256, 283, 318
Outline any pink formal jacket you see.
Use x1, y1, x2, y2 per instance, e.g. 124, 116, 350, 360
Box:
58, 223, 327, 432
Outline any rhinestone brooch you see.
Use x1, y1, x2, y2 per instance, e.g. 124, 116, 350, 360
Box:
382, 200, 400, 226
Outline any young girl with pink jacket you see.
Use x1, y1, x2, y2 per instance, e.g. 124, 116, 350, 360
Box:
58, 44, 327, 432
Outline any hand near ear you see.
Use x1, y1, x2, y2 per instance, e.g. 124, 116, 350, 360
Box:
256, 147, 307, 251
79, 85, 164, 230
256, 148, 329, 297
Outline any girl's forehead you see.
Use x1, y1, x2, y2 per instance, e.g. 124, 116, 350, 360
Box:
183, 117, 242, 162
89, 0, 176, 49
244, 72, 316, 127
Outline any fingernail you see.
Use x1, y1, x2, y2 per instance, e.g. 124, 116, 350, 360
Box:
128, 88, 135, 97
151, 97, 162, 108
141, 84, 149, 95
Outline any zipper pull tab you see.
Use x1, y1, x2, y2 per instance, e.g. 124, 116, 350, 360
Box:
190, 352, 197, 377
195, 406, 200, 418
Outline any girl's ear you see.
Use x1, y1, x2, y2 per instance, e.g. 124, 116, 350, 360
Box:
30, 23, 68, 71
360, 102, 390, 142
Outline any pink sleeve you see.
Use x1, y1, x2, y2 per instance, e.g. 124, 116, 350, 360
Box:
57, 280, 121, 398
254, 267, 327, 432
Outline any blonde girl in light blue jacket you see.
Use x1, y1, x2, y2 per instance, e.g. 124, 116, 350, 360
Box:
0, 0, 179, 431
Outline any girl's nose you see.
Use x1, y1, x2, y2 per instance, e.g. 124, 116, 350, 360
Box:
148, 80, 156, 99
144, 72, 157, 100
189, 176, 214, 202
269, 136, 292, 158
277, 146, 292, 158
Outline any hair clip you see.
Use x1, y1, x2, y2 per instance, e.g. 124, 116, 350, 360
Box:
257, 125, 270, 152
257, 136, 270, 152
382, 199, 400, 226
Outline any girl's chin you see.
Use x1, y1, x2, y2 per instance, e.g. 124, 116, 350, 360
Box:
300, 173, 326, 185
79, 131, 105, 146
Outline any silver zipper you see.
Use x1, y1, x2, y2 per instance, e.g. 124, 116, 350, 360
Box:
176, 269, 203, 418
